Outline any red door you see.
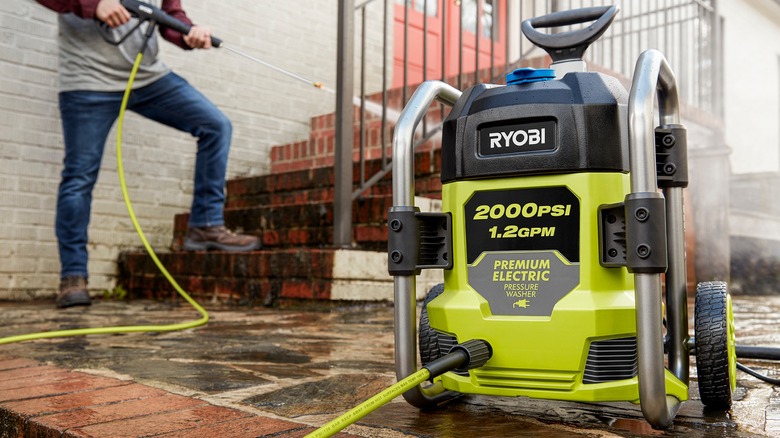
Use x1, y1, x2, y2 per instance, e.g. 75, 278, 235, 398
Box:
393, 0, 506, 88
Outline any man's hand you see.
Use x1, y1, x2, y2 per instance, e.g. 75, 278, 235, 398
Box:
95, 0, 131, 28
183, 26, 212, 49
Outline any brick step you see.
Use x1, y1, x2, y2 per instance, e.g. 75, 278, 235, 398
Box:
118, 248, 443, 306
226, 148, 442, 209
120, 249, 385, 306
173, 195, 399, 252
270, 97, 446, 174
124, 146, 445, 305
225, 173, 442, 210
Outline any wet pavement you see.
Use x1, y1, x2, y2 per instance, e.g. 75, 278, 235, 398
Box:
1, 295, 780, 437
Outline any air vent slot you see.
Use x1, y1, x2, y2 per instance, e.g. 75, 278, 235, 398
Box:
583, 337, 638, 384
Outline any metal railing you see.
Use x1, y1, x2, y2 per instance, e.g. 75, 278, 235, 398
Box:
578, 0, 724, 118
333, 0, 722, 247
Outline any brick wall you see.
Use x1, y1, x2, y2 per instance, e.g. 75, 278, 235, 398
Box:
0, 1, 383, 300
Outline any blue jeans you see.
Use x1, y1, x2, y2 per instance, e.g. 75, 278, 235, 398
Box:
57, 72, 232, 279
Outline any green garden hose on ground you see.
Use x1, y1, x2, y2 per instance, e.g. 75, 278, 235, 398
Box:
0, 51, 208, 345
305, 339, 492, 438
304, 368, 431, 438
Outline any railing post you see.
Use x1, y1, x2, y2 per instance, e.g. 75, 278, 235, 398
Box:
712, 0, 724, 118
334, 0, 355, 248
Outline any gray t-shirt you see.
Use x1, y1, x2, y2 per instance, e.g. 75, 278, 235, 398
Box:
57, 12, 171, 92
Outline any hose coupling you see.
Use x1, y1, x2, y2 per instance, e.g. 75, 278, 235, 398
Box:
424, 339, 493, 378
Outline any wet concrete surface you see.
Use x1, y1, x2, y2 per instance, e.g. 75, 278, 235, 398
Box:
1, 296, 780, 437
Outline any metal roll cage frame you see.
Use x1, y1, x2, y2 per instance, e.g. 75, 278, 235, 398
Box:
390, 50, 687, 428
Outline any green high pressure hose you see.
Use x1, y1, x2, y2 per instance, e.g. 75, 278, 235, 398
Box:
306, 343, 488, 437
0, 51, 208, 345
305, 368, 431, 438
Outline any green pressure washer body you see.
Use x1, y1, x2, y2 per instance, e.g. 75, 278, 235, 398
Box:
388, 6, 736, 429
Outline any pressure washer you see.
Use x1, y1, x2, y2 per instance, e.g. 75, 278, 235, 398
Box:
382, 4, 733, 431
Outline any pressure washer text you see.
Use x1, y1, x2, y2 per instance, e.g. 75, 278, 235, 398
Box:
488, 225, 555, 239
491, 258, 551, 294
472, 202, 572, 220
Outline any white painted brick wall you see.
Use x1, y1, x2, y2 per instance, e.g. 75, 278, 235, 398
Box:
0, 0, 387, 300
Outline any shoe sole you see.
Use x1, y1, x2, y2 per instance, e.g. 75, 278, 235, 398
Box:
182, 238, 261, 252
56, 291, 92, 309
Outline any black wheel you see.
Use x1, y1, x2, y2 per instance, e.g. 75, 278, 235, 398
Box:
419, 283, 458, 367
694, 281, 736, 410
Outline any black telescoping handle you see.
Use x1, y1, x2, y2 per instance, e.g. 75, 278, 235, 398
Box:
521, 5, 618, 63
119, 0, 223, 47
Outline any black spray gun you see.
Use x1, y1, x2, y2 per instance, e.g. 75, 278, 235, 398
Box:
115, 0, 327, 89
120, 0, 223, 47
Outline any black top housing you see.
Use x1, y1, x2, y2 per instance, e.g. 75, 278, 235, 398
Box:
440, 72, 629, 183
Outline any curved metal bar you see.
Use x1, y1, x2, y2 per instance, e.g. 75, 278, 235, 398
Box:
629, 50, 679, 193
392, 81, 461, 206
392, 80, 462, 408
665, 187, 689, 384
652, 55, 689, 387
628, 49, 685, 429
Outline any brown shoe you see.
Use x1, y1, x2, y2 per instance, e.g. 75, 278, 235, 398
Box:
56, 276, 91, 309
182, 226, 261, 252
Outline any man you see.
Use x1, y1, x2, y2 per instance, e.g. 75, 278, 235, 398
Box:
35, 0, 261, 308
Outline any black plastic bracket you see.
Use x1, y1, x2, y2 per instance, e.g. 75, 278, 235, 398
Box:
655, 124, 689, 188
388, 207, 453, 276
599, 202, 627, 267
624, 193, 668, 274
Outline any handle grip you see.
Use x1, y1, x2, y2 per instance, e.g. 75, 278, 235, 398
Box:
521, 5, 618, 63
120, 0, 222, 47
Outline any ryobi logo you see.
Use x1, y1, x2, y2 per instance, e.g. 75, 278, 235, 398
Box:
488, 128, 546, 149
478, 120, 556, 157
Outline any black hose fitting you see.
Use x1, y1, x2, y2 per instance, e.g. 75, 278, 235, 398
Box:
424, 339, 493, 378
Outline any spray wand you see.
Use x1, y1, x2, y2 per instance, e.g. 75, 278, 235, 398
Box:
119, 0, 328, 90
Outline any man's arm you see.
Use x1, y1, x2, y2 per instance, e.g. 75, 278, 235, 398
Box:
36, 0, 207, 50
36, 0, 131, 28
161, 1, 213, 50
35, 0, 101, 18
159, 0, 193, 49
